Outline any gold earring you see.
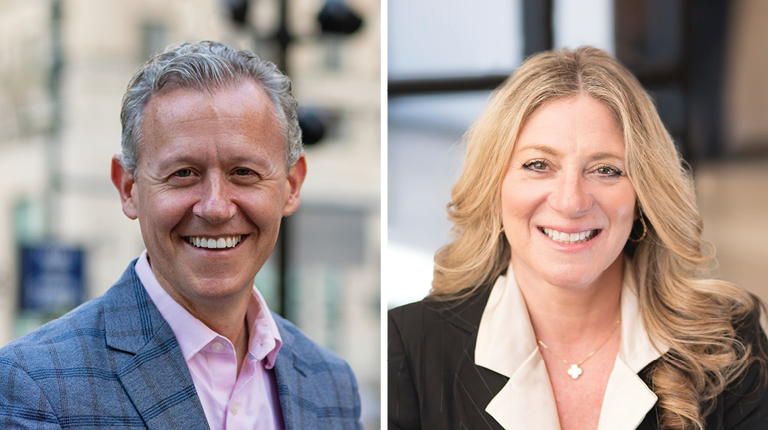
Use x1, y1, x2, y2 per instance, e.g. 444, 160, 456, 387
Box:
629, 216, 647, 242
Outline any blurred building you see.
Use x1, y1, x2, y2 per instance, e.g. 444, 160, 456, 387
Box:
0, 0, 380, 426
388, 0, 768, 307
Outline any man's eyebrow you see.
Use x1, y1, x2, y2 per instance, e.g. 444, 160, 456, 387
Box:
155, 153, 272, 170
155, 154, 204, 170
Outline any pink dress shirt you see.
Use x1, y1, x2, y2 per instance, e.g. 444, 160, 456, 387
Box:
135, 251, 284, 430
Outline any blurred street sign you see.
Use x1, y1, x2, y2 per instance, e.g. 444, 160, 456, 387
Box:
19, 244, 85, 312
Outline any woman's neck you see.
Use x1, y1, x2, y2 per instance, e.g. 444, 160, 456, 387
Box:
513, 255, 624, 352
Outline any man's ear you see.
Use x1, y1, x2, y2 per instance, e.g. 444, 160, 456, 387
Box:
111, 155, 139, 220
283, 154, 307, 216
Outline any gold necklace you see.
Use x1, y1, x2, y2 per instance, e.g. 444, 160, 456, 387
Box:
536, 319, 620, 380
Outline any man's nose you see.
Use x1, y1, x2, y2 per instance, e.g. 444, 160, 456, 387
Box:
193, 174, 237, 223
548, 171, 593, 217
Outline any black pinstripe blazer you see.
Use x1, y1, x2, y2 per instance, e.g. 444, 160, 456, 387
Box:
388, 285, 768, 430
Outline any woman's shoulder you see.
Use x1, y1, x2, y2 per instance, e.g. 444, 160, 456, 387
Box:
733, 295, 768, 353
637, 295, 768, 429
713, 299, 768, 427
705, 334, 768, 429
389, 282, 495, 332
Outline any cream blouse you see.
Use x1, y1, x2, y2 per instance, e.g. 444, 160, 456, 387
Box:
475, 263, 668, 430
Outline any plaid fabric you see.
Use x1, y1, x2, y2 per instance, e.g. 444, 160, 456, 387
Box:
0, 261, 362, 429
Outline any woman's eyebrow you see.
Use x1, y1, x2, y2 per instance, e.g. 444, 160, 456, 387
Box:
515, 145, 624, 164
587, 151, 624, 162
515, 144, 560, 157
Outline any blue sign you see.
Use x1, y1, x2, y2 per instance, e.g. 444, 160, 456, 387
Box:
19, 244, 85, 312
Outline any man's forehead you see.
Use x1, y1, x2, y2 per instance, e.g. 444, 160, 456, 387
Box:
147, 79, 275, 117
136, 79, 289, 170
140, 80, 283, 146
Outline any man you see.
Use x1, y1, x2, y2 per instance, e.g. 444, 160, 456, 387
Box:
0, 41, 362, 429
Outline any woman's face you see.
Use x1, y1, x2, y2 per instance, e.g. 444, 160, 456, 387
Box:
500, 95, 636, 290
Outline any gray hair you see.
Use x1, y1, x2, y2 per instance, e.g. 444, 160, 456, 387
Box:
120, 41, 303, 175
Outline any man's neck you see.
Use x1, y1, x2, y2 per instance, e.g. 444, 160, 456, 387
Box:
153, 275, 253, 372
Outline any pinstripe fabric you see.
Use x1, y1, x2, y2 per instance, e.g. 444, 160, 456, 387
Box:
388, 281, 768, 430
272, 314, 362, 430
0, 260, 362, 430
388, 286, 507, 430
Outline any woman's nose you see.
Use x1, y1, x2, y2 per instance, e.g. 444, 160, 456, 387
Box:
548, 171, 593, 217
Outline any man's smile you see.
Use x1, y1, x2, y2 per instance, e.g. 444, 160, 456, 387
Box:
183, 234, 248, 249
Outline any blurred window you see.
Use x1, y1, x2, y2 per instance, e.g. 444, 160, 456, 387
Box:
388, 0, 521, 80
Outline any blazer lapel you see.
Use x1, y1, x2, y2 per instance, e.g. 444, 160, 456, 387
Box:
272, 315, 361, 430
272, 316, 312, 430
272, 333, 299, 430
104, 263, 208, 430
438, 285, 508, 429
452, 352, 508, 430
273, 318, 324, 430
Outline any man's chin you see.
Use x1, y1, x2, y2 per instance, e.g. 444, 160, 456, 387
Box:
188, 276, 255, 298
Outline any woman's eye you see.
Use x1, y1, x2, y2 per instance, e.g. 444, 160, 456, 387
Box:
595, 165, 623, 177
523, 160, 549, 171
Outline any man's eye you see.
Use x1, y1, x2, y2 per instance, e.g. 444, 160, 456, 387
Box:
234, 168, 261, 178
174, 169, 194, 177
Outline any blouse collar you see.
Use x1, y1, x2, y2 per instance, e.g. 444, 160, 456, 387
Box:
475, 260, 669, 430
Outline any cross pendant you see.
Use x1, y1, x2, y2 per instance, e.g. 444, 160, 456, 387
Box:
567, 364, 583, 379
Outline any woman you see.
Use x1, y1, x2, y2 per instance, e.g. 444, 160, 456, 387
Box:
388, 47, 768, 430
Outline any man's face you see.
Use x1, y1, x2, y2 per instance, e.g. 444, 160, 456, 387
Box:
112, 80, 306, 312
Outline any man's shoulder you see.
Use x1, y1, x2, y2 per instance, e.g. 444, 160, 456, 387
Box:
271, 312, 352, 371
0, 260, 209, 430
0, 293, 114, 428
0, 260, 142, 369
270, 313, 362, 428
0, 296, 108, 364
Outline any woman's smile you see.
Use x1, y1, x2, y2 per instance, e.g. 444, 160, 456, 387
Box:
539, 227, 600, 245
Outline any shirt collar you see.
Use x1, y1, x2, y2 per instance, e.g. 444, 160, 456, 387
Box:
475, 260, 668, 430
135, 250, 282, 368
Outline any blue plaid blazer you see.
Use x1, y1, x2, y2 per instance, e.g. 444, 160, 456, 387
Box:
0, 261, 362, 429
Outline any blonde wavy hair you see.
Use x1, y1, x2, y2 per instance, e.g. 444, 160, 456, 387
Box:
431, 46, 766, 429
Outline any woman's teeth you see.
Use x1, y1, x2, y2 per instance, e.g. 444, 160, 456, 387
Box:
541, 228, 597, 244
185, 235, 242, 249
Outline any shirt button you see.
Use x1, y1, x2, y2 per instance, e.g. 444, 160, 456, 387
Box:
211, 342, 223, 353
231, 403, 239, 415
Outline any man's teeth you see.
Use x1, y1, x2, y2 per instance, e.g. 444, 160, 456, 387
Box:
186, 235, 242, 249
541, 228, 597, 244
